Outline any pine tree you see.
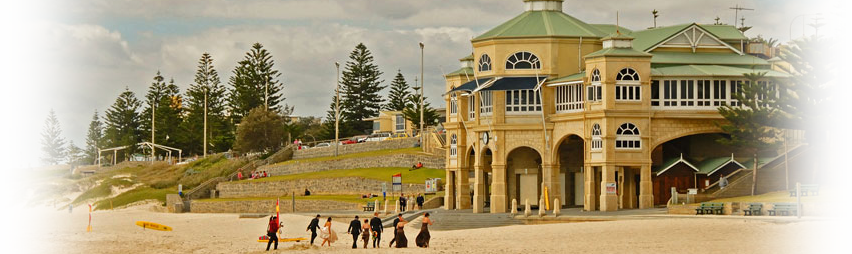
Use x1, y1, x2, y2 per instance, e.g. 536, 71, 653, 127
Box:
40, 109, 67, 165
103, 87, 142, 162
773, 36, 852, 183
319, 97, 354, 140
402, 88, 439, 132
340, 43, 385, 134
385, 70, 412, 111
84, 110, 103, 164
141, 71, 183, 155
66, 142, 86, 165
227, 42, 284, 123
716, 72, 781, 195
182, 53, 232, 156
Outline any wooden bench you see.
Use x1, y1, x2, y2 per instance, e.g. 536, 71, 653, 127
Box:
768, 203, 798, 216
743, 203, 763, 216
695, 202, 724, 215
362, 202, 375, 212
789, 184, 820, 197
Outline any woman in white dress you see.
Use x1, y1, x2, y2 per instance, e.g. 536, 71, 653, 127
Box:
320, 217, 338, 246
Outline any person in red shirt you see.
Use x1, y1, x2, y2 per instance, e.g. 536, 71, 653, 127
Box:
237, 170, 243, 180
266, 216, 280, 251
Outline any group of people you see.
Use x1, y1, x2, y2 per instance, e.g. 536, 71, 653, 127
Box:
292, 212, 433, 250
398, 194, 426, 212
236, 170, 270, 180
294, 139, 304, 150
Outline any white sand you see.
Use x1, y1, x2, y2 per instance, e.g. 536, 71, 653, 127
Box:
34, 205, 829, 254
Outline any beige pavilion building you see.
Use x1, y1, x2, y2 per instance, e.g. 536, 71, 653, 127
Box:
441, 0, 791, 213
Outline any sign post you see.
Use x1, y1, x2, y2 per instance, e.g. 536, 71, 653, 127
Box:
392, 173, 402, 199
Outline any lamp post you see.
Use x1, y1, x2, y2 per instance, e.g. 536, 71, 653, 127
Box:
335, 62, 340, 157
788, 12, 822, 41
419, 42, 424, 150
151, 96, 156, 164
203, 83, 208, 158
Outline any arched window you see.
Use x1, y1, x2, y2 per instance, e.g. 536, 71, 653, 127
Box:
479, 54, 492, 72
591, 123, 602, 151
450, 134, 458, 157
591, 69, 601, 83
449, 92, 458, 115
615, 123, 641, 149
505, 51, 540, 70
587, 69, 602, 102
616, 68, 640, 81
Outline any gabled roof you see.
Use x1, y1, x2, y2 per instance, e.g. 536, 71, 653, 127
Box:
653, 154, 699, 176
651, 64, 791, 78
631, 23, 745, 52
695, 155, 747, 175
650, 52, 768, 66
474, 11, 606, 41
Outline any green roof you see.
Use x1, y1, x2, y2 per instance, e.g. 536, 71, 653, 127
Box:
651, 64, 791, 78
589, 24, 633, 35
445, 67, 473, 77
474, 11, 606, 41
650, 52, 769, 66
701, 25, 748, 40
653, 155, 699, 176
630, 23, 745, 52
694, 156, 746, 175
547, 71, 585, 83
585, 47, 652, 58
459, 54, 474, 61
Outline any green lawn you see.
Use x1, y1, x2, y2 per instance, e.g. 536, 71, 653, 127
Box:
248, 167, 444, 184
93, 187, 174, 210
708, 190, 821, 203
272, 147, 424, 166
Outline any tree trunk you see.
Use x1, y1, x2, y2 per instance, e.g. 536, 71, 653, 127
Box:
751, 153, 758, 196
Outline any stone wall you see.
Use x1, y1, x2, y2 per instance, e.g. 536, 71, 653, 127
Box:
828, 129, 852, 183
190, 199, 358, 213
422, 196, 444, 209
217, 177, 426, 198
166, 194, 183, 213
258, 153, 444, 176
293, 138, 419, 160
668, 202, 852, 217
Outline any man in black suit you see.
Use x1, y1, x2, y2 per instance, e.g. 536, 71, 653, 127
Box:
347, 216, 362, 249
369, 212, 383, 248
416, 194, 425, 210
388, 213, 402, 247
399, 195, 407, 212
306, 214, 320, 245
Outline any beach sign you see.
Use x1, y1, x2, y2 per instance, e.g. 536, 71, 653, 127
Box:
136, 221, 173, 231
392, 173, 402, 192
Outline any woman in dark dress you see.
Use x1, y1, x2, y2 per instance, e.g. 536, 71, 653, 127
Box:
415, 212, 433, 247
395, 219, 408, 248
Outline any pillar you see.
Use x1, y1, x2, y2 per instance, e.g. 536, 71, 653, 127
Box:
599, 164, 618, 211
542, 163, 560, 210
639, 163, 654, 209
457, 169, 471, 209
472, 165, 486, 213
583, 165, 595, 211
445, 170, 455, 210
490, 164, 507, 213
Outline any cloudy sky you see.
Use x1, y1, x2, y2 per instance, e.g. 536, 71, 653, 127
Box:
0, 0, 840, 168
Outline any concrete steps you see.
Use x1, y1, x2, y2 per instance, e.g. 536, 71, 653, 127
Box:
419, 209, 523, 231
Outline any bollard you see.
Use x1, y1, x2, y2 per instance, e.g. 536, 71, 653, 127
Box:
384, 199, 389, 215
511, 199, 518, 216
538, 199, 545, 217
524, 199, 531, 217
394, 199, 400, 214
375, 200, 380, 213
553, 199, 561, 217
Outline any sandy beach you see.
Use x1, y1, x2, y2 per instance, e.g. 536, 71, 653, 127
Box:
21, 203, 827, 254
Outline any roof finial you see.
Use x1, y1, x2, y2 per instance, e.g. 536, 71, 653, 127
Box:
616, 11, 621, 35
680, 153, 683, 160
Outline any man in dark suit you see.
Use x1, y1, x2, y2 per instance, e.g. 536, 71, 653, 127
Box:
306, 214, 320, 245
388, 213, 402, 247
369, 212, 383, 248
399, 195, 407, 212
416, 194, 425, 210
347, 216, 362, 249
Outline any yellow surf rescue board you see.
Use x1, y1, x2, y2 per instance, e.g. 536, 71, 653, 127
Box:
136, 221, 173, 231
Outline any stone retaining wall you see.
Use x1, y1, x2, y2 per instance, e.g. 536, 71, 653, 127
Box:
668, 202, 852, 217
190, 199, 358, 213
293, 138, 419, 160
259, 153, 444, 176
422, 196, 444, 209
217, 177, 426, 198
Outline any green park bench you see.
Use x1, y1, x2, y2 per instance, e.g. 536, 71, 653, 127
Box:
743, 203, 763, 216
789, 184, 820, 197
768, 203, 798, 216
695, 202, 724, 215
362, 202, 375, 212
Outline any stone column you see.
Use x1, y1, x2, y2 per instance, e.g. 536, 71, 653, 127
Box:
457, 169, 471, 209
444, 170, 455, 210
639, 163, 654, 209
541, 163, 560, 211
599, 164, 619, 211
584, 165, 596, 211
472, 165, 486, 213
490, 164, 507, 213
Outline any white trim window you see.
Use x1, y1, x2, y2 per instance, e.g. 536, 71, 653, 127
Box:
449, 93, 458, 115
587, 69, 602, 102
651, 78, 747, 109
468, 94, 476, 120
505, 89, 542, 113
505, 51, 541, 70
696, 80, 711, 106
450, 134, 458, 158
615, 123, 641, 149
555, 84, 584, 112
730, 80, 743, 107
591, 123, 603, 151
479, 54, 492, 72
479, 91, 493, 116
395, 114, 405, 132
615, 68, 641, 101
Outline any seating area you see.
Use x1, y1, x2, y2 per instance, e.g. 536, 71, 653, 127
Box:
788, 184, 819, 197
742, 203, 763, 216
362, 202, 375, 212
768, 203, 798, 216
695, 202, 725, 215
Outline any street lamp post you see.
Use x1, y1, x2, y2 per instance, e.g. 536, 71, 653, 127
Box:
335, 62, 340, 157
151, 97, 156, 164
419, 42, 424, 151
203, 84, 208, 158
788, 12, 822, 41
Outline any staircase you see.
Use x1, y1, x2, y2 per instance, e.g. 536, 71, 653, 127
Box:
707, 144, 809, 198
420, 209, 523, 231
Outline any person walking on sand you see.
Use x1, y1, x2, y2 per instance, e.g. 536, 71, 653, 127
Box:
369, 212, 383, 248
361, 218, 371, 248
306, 214, 320, 245
415, 213, 433, 248
388, 214, 402, 247
348, 216, 362, 249
394, 217, 408, 248
265, 216, 280, 251
320, 217, 337, 247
